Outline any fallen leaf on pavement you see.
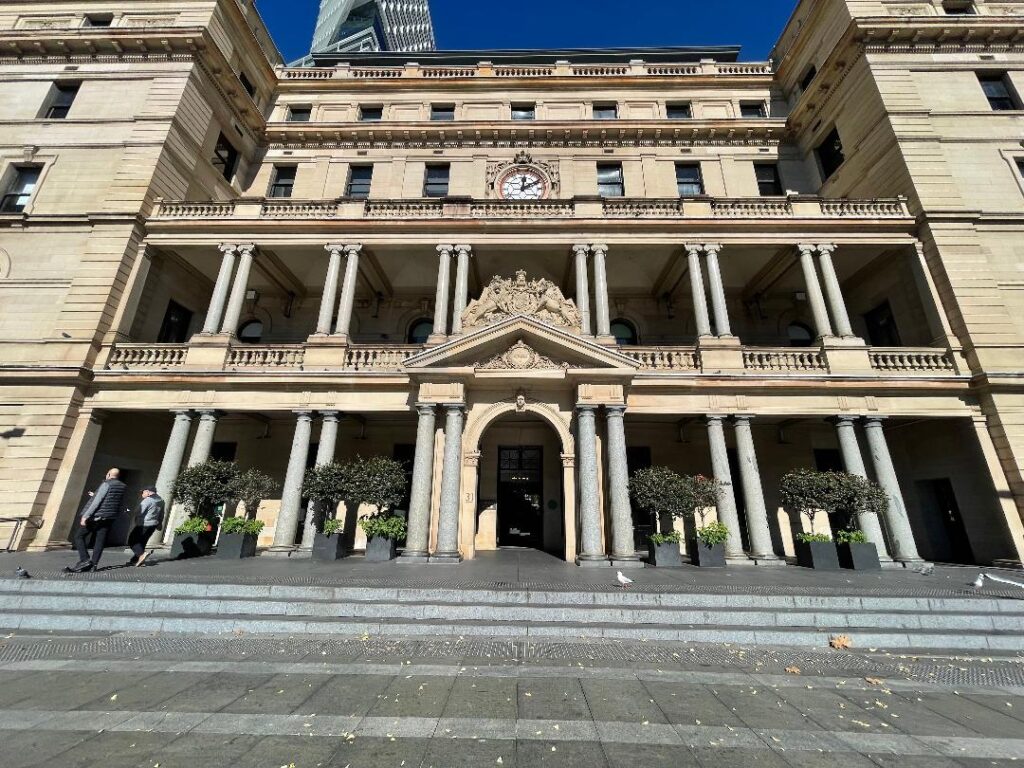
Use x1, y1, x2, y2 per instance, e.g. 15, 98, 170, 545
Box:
865, 677, 885, 686
785, 666, 801, 675
829, 635, 853, 650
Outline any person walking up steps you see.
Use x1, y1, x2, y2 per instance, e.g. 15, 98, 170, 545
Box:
127, 485, 164, 567
66, 468, 127, 573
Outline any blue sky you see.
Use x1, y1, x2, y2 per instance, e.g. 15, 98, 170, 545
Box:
257, 0, 796, 63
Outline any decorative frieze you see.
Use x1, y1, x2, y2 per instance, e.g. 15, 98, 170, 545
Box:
476, 340, 568, 371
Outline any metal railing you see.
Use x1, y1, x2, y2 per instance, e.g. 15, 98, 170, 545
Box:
0, 517, 42, 553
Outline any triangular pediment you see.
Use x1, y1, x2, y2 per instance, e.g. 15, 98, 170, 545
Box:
404, 315, 640, 374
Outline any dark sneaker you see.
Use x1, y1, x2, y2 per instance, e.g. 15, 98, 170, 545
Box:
70, 561, 95, 573
64, 561, 90, 573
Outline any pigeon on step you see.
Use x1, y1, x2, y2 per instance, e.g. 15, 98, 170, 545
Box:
15, 567, 30, 579
616, 571, 633, 589
973, 572, 1024, 591
914, 563, 934, 576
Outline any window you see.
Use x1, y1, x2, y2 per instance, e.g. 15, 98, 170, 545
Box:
268, 166, 296, 198
1017, 158, 1024, 180
359, 105, 383, 121
787, 321, 815, 347
237, 319, 264, 343
597, 163, 624, 197
407, 318, 434, 344
83, 13, 113, 26
287, 106, 311, 122
942, 0, 976, 13
740, 101, 768, 118
0, 166, 41, 213
755, 164, 783, 195
430, 104, 455, 121
346, 165, 373, 198
814, 126, 845, 180
675, 163, 704, 196
863, 300, 902, 347
157, 300, 193, 343
610, 319, 639, 345
42, 82, 79, 119
799, 65, 818, 91
512, 103, 536, 120
979, 73, 1020, 111
211, 132, 240, 182
666, 102, 693, 119
593, 103, 618, 120
239, 72, 256, 99
423, 164, 450, 197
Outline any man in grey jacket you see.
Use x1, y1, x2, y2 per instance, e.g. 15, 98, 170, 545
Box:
67, 468, 128, 573
127, 486, 164, 567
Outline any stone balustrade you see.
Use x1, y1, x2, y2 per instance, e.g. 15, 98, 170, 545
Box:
106, 344, 187, 369
343, 345, 422, 371
627, 346, 701, 370
743, 348, 828, 372
226, 345, 306, 369
868, 347, 956, 373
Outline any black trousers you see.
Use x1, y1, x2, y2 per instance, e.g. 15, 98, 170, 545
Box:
128, 524, 159, 558
74, 518, 114, 565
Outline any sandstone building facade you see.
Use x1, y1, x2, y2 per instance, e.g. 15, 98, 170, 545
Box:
1, 0, 1022, 568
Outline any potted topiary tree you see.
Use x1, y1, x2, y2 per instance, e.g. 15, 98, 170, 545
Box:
780, 469, 842, 570
629, 466, 687, 567
302, 462, 348, 561
683, 475, 728, 567
217, 468, 277, 559
171, 460, 240, 559
834, 474, 887, 571
344, 456, 409, 562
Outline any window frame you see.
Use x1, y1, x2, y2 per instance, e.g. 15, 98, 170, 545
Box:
423, 163, 451, 198
739, 101, 768, 118
511, 103, 536, 120
593, 103, 618, 120
675, 162, 704, 197
237, 318, 264, 344
210, 132, 240, 182
754, 163, 784, 196
0, 165, 43, 214
41, 82, 80, 120
978, 73, 1021, 111
799, 65, 818, 92
610, 318, 639, 345
430, 104, 455, 121
346, 164, 373, 199
359, 104, 383, 122
407, 318, 434, 344
942, 0, 976, 13
287, 105, 311, 122
83, 13, 114, 27
666, 102, 693, 120
267, 165, 297, 199
239, 72, 256, 100
596, 162, 625, 197
814, 125, 845, 182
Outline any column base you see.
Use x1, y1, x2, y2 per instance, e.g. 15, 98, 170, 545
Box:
577, 555, 610, 567
425, 334, 449, 346
894, 557, 928, 568
750, 554, 787, 567
398, 551, 430, 564
595, 334, 617, 346
725, 556, 756, 566
263, 546, 299, 558
611, 558, 644, 570
428, 552, 462, 564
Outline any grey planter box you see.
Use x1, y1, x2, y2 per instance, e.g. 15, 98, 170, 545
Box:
689, 539, 726, 567
216, 532, 257, 559
171, 530, 216, 560
647, 541, 683, 567
312, 532, 347, 561
837, 541, 881, 570
365, 536, 397, 562
796, 540, 841, 570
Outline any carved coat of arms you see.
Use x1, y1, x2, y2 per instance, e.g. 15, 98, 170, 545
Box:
461, 270, 581, 331
477, 340, 566, 370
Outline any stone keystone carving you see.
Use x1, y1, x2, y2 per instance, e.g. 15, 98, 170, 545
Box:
477, 340, 567, 371
461, 270, 581, 330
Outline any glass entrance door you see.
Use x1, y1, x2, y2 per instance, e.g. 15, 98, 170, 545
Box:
497, 446, 543, 548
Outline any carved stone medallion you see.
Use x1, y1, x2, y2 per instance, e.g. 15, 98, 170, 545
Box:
461, 270, 581, 331
477, 340, 565, 370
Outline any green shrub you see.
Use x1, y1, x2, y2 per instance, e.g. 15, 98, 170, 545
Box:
780, 469, 889, 529
696, 521, 730, 547
175, 516, 215, 535
322, 518, 344, 536
649, 530, 682, 545
359, 515, 408, 541
220, 517, 265, 536
303, 463, 347, 505
342, 456, 408, 514
630, 467, 722, 530
796, 532, 833, 544
172, 460, 240, 518
236, 469, 279, 519
836, 529, 868, 545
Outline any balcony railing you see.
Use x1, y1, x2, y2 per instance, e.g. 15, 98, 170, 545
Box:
227, 345, 306, 369
107, 344, 188, 369
743, 348, 828, 373
868, 348, 956, 373
344, 345, 423, 370
627, 347, 700, 370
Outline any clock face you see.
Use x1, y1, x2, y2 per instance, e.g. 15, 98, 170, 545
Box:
499, 167, 547, 200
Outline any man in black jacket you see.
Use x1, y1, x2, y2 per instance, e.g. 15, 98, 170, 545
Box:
67, 468, 128, 573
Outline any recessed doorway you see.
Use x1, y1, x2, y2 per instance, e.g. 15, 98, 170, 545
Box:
497, 445, 544, 548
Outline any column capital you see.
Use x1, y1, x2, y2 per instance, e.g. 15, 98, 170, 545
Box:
796, 242, 817, 255
171, 409, 193, 418
862, 415, 888, 426
683, 242, 704, 254
293, 410, 315, 420
324, 243, 346, 255
196, 409, 221, 420
442, 402, 466, 413
320, 410, 341, 421
732, 413, 755, 423
454, 244, 473, 255
342, 243, 362, 256
572, 243, 590, 257
605, 404, 627, 416
705, 413, 728, 424
590, 243, 608, 254
831, 414, 860, 426
415, 402, 437, 415
575, 403, 599, 413
702, 243, 723, 255
236, 242, 257, 257
464, 450, 481, 467
816, 243, 838, 256
217, 243, 237, 256
561, 453, 576, 468
436, 243, 455, 255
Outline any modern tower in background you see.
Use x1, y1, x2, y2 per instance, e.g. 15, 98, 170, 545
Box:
309, 0, 436, 55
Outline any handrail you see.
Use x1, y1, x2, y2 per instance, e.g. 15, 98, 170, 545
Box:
0, 516, 42, 553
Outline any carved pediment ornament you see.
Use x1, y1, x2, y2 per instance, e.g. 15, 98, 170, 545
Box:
477, 339, 569, 371
486, 152, 560, 197
461, 270, 581, 331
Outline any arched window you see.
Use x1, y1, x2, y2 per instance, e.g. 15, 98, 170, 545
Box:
237, 319, 264, 343
787, 321, 814, 348
610, 318, 639, 345
407, 318, 434, 344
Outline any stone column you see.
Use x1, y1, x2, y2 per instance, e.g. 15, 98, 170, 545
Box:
450, 245, 472, 335
706, 415, 745, 560
315, 245, 345, 335
834, 416, 891, 560
333, 243, 362, 339
862, 417, 923, 564
732, 416, 779, 562
703, 244, 733, 338
429, 244, 453, 342
163, 409, 220, 544
816, 244, 854, 338
270, 411, 314, 554
605, 406, 638, 564
299, 411, 339, 552
401, 404, 437, 562
576, 405, 606, 565
149, 410, 194, 546
573, 244, 592, 335
592, 244, 613, 339
219, 243, 256, 336
202, 244, 237, 334
686, 244, 712, 338
431, 404, 464, 563
797, 243, 834, 339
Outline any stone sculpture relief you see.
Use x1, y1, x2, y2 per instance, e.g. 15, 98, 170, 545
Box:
461, 270, 581, 330
477, 340, 567, 370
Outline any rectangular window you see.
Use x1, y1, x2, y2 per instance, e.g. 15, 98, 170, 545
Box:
666, 102, 693, 119
597, 163, 625, 197
211, 132, 240, 182
157, 299, 194, 343
755, 163, 783, 195
863, 300, 902, 347
740, 101, 768, 118
359, 105, 383, 121
800, 65, 818, 91
84, 13, 113, 26
979, 73, 1020, 111
287, 106, 311, 122
675, 163, 704, 196
512, 103, 536, 120
346, 165, 373, 198
593, 103, 618, 120
239, 72, 256, 99
430, 104, 455, 121
814, 126, 845, 180
423, 163, 450, 197
942, 0, 975, 13
268, 166, 296, 198
1017, 158, 1024, 180
0, 166, 41, 213
42, 82, 80, 119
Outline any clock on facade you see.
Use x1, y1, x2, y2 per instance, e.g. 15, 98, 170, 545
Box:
498, 167, 548, 200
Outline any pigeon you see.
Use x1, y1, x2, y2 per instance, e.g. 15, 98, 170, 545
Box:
973, 572, 1024, 591
914, 563, 934, 576
616, 571, 633, 589
15, 567, 30, 579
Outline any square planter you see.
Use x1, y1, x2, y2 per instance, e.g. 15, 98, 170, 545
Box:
313, 532, 347, 561
688, 539, 726, 567
647, 541, 683, 567
216, 532, 257, 559
837, 541, 881, 570
171, 531, 216, 560
365, 536, 397, 562
796, 540, 841, 570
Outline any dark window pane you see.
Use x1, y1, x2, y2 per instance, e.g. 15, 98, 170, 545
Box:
980, 74, 1018, 110
239, 72, 256, 98
676, 163, 704, 196
943, 0, 975, 13
1, 166, 40, 213
610, 319, 638, 345
346, 165, 373, 198
407, 318, 433, 343
157, 300, 193, 343
666, 103, 692, 119
593, 104, 617, 120
512, 104, 535, 120
800, 65, 817, 91
755, 164, 783, 195
431, 105, 455, 121
815, 126, 845, 180
424, 164, 450, 197
359, 105, 383, 121
268, 166, 296, 198
1017, 158, 1024, 179
44, 83, 79, 119
84, 13, 113, 26
863, 300, 902, 347
237, 319, 263, 343
211, 132, 240, 182
597, 163, 624, 197
740, 101, 767, 118
288, 106, 311, 122
787, 322, 814, 347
